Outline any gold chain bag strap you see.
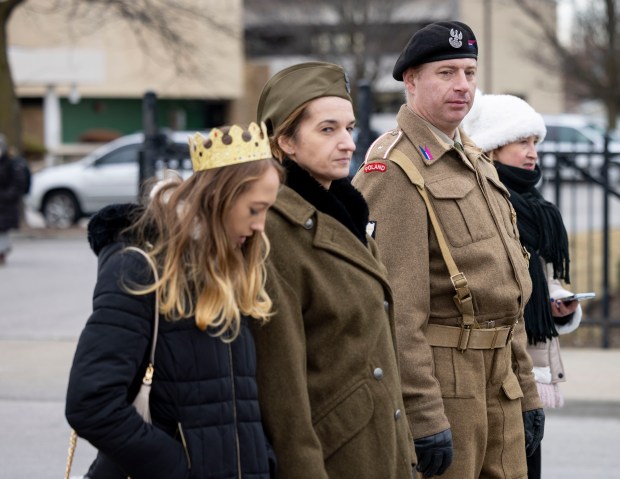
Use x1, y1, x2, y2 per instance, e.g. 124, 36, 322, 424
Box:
64, 246, 160, 479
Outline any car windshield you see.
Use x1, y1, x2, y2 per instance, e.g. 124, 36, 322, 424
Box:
544, 125, 595, 145
608, 130, 620, 142
95, 145, 141, 166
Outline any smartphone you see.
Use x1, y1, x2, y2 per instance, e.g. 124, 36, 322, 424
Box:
559, 292, 596, 302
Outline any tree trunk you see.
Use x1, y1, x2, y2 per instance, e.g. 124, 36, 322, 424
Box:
0, 0, 24, 152
604, 0, 618, 130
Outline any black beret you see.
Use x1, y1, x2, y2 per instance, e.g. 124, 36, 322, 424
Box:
393, 21, 478, 81
257, 62, 352, 135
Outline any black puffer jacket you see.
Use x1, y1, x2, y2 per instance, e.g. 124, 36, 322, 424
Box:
0, 153, 27, 231
65, 204, 276, 479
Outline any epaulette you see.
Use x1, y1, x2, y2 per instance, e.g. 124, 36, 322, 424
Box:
364, 129, 403, 163
479, 152, 493, 165
476, 153, 502, 183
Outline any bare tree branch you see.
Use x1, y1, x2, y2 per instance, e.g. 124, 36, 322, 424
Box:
0, 0, 237, 150
245, 0, 408, 104
512, 0, 620, 129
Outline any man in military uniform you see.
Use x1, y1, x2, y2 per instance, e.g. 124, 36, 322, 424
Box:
353, 21, 544, 478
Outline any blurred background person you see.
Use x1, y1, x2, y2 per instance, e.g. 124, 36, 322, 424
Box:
254, 61, 415, 478
0, 133, 30, 266
463, 93, 582, 479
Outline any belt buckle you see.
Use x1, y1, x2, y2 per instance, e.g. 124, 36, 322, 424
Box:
490, 328, 500, 348
481, 320, 495, 329
457, 324, 471, 352
506, 321, 517, 345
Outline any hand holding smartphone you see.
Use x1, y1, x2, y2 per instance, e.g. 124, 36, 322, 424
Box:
558, 292, 596, 303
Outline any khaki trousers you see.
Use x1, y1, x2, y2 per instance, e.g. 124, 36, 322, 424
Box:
418, 344, 527, 479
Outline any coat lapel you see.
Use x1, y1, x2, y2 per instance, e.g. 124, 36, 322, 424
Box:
312, 212, 391, 288
272, 185, 391, 290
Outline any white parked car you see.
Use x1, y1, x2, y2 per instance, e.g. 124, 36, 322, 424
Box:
538, 115, 620, 182
26, 130, 195, 228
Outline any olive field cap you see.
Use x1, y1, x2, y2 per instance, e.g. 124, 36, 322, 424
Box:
392, 21, 478, 81
257, 61, 352, 135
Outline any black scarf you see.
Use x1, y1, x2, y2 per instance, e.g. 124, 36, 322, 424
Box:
495, 163, 571, 344
283, 158, 369, 245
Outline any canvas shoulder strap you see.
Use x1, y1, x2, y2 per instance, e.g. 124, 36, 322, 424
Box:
388, 149, 475, 330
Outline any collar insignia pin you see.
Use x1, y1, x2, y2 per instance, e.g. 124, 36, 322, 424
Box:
419, 145, 433, 161
366, 221, 377, 239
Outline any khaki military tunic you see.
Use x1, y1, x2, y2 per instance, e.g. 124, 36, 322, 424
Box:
353, 106, 542, 479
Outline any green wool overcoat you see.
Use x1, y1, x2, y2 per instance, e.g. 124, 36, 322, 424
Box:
253, 184, 415, 479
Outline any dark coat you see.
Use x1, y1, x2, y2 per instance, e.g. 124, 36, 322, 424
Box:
65, 204, 276, 479
252, 162, 415, 479
0, 153, 28, 232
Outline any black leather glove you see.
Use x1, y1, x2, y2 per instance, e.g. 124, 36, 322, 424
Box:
523, 408, 545, 457
414, 428, 453, 477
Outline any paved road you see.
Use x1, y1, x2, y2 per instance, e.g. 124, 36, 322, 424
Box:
0, 228, 97, 478
1, 229, 619, 478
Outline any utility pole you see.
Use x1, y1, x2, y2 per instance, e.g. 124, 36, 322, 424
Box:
140, 91, 159, 198
352, 79, 376, 176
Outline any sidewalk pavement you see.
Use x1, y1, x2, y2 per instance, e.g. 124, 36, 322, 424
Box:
3, 340, 617, 411
1, 229, 619, 478
2, 340, 619, 478
552, 347, 620, 415
4, 340, 617, 408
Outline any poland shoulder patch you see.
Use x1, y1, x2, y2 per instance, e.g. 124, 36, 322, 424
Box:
364, 162, 387, 173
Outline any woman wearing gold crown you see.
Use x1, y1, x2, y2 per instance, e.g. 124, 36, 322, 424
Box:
252, 62, 415, 478
65, 122, 282, 478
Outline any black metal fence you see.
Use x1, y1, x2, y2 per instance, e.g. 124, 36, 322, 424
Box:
538, 140, 620, 348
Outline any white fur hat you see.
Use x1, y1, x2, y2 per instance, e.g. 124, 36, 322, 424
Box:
461, 93, 546, 152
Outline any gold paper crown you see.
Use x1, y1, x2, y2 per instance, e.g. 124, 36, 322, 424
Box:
188, 122, 273, 172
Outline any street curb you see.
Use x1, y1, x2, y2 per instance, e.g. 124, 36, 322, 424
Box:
547, 400, 620, 418
11, 226, 87, 241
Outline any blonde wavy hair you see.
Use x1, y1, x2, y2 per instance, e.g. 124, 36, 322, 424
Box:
125, 158, 282, 341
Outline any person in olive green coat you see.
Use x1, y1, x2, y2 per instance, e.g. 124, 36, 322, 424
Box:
252, 62, 415, 478
353, 22, 544, 479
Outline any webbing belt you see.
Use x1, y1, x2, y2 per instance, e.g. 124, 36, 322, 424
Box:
425, 324, 512, 349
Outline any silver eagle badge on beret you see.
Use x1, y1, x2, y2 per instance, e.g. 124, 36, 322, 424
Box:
449, 29, 463, 49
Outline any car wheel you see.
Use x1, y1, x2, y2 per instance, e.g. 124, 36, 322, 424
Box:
42, 190, 80, 229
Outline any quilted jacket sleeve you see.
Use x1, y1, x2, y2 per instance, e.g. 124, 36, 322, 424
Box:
65, 244, 190, 479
